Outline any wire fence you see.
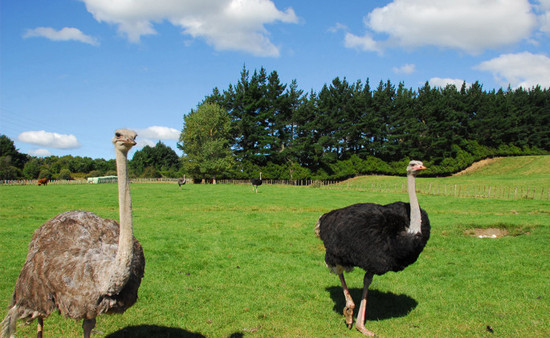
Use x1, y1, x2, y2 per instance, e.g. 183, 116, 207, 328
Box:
325, 181, 550, 201
1, 178, 548, 200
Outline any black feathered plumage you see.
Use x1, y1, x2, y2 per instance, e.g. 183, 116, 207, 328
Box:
251, 172, 262, 193
318, 201, 430, 275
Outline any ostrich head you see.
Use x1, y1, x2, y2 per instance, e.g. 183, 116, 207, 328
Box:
407, 160, 427, 175
113, 129, 137, 154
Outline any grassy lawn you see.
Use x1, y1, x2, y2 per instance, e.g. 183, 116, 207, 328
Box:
1, 159, 549, 337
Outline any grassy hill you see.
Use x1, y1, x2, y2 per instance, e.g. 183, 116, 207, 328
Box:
329, 156, 550, 200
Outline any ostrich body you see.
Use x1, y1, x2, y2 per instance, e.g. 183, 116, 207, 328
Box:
1, 129, 145, 338
250, 171, 262, 193
315, 160, 430, 336
178, 175, 187, 188
251, 172, 262, 193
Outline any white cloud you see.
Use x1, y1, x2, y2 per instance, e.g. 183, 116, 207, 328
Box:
328, 22, 348, 33
23, 27, 99, 46
535, 0, 550, 33
348, 0, 537, 54
137, 126, 181, 140
137, 139, 156, 149
28, 149, 52, 157
344, 32, 381, 53
475, 52, 550, 89
18, 130, 81, 149
82, 0, 298, 57
393, 63, 416, 74
429, 77, 470, 89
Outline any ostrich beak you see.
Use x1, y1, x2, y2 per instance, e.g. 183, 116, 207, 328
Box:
122, 137, 137, 146
415, 164, 427, 171
116, 135, 137, 146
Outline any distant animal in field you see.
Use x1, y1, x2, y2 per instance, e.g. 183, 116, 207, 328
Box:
178, 175, 187, 189
315, 160, 431, 336
1, 129, 145, 338
251, 172, 262, 193
37, 178, 48, 186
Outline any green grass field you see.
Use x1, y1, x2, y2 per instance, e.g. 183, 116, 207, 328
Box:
1, 157, 549, 337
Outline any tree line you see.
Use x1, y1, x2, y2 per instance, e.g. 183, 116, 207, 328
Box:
180, 66, 548, 180
2, 66, 548, 181
0, 136, 182, 180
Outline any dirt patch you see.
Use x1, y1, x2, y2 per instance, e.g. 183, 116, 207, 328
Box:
465, 228, 509, 238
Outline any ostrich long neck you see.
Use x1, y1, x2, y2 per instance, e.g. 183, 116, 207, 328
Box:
407, 172, 422, 234
105, 148, 134, 295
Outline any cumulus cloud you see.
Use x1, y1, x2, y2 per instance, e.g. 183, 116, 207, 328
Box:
347, 0, 537, 54
28, 149, 52, 157
344, 32, 381, 53
475, 52, 550, 89
534, 0, 550, 33
429, 77, 470, 89
137, 126, 181, 140
82, 0, 298, 56
133, 126, 180, 150
18, 130, 81, 149
393, 63, 416, 74
23, 27, 99, 46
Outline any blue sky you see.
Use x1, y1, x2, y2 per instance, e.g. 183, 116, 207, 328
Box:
1, 0, 549, 160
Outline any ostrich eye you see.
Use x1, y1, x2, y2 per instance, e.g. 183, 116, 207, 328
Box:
115, 132, 121, 138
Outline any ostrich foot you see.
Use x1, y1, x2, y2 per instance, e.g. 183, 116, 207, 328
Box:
343, 304, 354, 329
356, 323, 375, 336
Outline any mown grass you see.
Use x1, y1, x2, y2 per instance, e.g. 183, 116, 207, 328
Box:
1, 160, 549, 337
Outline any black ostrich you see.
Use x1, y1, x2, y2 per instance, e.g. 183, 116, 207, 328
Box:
315, 160, 430, 336
251, 172, 262, 193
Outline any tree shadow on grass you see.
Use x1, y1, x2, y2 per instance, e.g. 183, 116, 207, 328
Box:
326, 286, 418, 321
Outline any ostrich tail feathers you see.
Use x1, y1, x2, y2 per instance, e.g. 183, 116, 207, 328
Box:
314, 217, 322, 239
0, 316, 9, 338
1, 306, 17, 338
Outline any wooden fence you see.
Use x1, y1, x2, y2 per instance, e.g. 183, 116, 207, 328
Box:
0, 178, 181, 185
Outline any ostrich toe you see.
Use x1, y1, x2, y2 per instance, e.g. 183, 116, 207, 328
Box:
344, 305, 354, 328
356, 323, 375, 336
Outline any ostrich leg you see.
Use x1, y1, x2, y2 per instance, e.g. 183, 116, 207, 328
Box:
338, 273, 355, 329
82, 318, 96, 338
37, 317, 43, 338
355, 272, 374, 336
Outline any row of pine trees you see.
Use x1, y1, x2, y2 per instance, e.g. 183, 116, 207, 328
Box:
196, 66, 549, 179
2, 66, 549, 181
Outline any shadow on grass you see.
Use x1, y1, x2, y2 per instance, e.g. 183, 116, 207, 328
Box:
326, 286, 418, 320
106, 325, 246, 338
105, 325, 205, 338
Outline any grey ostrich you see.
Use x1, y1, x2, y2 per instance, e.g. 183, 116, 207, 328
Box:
1, 129, 145, 338
315, 160, 430, 336
178, 175, 187, 189
251, 172, 262, 193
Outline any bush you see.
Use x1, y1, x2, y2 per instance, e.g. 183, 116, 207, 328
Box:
142, 166, 161, 178
38, 168, 52, 180
57, 169, 73, 180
